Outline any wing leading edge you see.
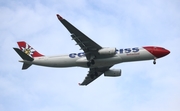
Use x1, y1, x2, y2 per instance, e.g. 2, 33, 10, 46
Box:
56, 14, 102, 60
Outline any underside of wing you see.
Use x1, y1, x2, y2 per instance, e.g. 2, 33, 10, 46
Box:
79, 66, 112, 86
56, 14, 102, 60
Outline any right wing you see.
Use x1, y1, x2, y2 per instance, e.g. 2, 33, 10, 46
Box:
56, 14, 102, 60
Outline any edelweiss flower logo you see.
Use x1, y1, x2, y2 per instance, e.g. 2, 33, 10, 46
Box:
21, 44, 35, 57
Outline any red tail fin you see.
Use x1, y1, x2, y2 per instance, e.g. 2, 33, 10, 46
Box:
17, 41, 44, 58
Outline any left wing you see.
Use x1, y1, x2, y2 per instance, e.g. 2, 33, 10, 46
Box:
79, 66, 112, 86
56, 14, 102, 60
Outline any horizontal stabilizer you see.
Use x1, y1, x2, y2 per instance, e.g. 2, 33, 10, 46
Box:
22, 63, 32, 70
13, 48, 34, 61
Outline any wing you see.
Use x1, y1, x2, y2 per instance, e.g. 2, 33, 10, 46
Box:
79, 66, 112, 86
56, 14, 111, 85
56, 14, 102, 60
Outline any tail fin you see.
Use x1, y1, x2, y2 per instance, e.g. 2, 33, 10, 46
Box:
17, 41, 44, 58
14, 41, 44, 70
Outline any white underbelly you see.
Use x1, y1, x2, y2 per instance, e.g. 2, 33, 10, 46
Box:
32, 57, 77, 67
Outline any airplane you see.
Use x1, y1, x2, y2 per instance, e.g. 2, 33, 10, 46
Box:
13, 14, 170, 86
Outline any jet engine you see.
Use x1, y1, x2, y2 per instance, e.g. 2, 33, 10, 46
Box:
104, 69, 121, 77
98, 47, 116, 55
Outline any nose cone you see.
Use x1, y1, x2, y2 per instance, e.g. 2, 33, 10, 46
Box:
143, 46, 170, 58
155, 48, 170, 58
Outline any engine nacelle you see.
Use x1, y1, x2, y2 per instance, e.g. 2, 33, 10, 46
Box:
104, 69, 121, 77
98, 47, 116, 55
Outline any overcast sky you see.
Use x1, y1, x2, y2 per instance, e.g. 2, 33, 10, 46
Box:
0, 0, 180, 111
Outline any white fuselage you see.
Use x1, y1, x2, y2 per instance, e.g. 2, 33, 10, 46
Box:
21, 47, 154, 68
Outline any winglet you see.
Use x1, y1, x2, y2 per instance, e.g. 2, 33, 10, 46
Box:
56, 14, 63, 20
78, 83, 85, 86
78, 83, 86, 86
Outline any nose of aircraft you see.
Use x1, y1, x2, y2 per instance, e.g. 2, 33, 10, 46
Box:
143, 46, 170, 58
154, 47, 170, 58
